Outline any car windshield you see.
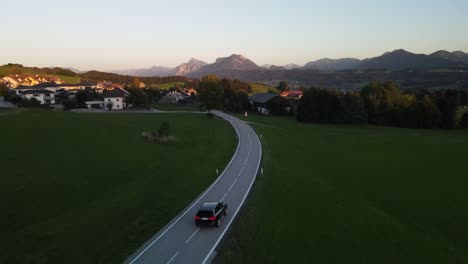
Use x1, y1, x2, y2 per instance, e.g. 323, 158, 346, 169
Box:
197, 210, 213, 217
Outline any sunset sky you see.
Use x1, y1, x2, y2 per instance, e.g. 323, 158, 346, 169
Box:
1, 0, 467, 71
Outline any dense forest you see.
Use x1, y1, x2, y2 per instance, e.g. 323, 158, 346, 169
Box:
297, 82, 468, 129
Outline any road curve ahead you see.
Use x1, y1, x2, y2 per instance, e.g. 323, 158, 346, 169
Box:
125, 111, 262, 264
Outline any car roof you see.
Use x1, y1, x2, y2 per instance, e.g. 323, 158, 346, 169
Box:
199, 202, 219, 211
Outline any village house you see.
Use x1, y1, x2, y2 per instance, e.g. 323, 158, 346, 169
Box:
13, 83, 60, 95
159, 91, 186, 104
103, 90, 127, 110
85, 89, 128, 110
280, 90, 303, 99
57, 82, 98, 91
249, 93, 279, 114
97, 81, 124, 91
1, 77, 19, 88
21, 90, 56, 105
1, 75, 63, 88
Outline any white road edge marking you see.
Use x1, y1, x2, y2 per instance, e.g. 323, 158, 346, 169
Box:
128, 112, 242, 264
166, 251, 180, 264
185, 228, 200, 244
202, 122, 263, 264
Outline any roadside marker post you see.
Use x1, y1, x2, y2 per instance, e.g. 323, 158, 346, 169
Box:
216, 169, 219, 174
261, 168, 264, 175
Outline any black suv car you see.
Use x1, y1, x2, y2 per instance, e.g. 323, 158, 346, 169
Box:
195, 202, 228, 227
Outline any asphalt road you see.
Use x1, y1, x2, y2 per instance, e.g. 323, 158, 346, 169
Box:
125, 111, 262, 264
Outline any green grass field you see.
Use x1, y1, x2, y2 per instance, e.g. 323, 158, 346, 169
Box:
0, 110, 236, 264
248, 83, 277, 95
152, 102, 201, 111
217, 115, 468, 263
149, 82, 185, 90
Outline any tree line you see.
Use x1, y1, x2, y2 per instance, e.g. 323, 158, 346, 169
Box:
198, 74, 251, 113
79, 71, 190, 86
297, 81, 468, 129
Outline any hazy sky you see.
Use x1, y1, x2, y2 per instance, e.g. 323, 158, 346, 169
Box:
1, 0, 467, 71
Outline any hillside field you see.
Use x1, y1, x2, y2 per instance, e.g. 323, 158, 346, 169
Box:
248, 83, 276, 95
0, 110, 236, 264
0, 65, 81, 84
149, 82, 185, 90
217, 115, 468, 264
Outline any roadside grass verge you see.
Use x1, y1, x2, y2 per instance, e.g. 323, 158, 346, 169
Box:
217, 115, 468, 264
0, 110, 235, 264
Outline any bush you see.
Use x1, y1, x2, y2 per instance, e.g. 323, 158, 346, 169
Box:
158, 121, 170, 138
4, 93, 21, 104
457, 108, 468, 128
267, 96, 290, 115
19, 98, 42, 108
0, 83, 8, 96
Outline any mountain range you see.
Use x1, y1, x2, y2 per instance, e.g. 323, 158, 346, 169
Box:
111, 49, 468, 77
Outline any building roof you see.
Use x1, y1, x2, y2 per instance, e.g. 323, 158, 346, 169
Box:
249, 93, 278, 104
16, 83, 58, 90
103, 89, 126, 98
280, 90, 303, 98
22, 89, 53, 95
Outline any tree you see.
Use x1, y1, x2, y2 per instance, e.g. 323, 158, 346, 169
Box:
0, 83, 8, 96
106, 101, 113, 111
267, 96, 290, 115
277, 81, 288, 92
460, 110, 468, 128
360, 81, 402, 125
339, 92, 367, 124
435, 90, 459, 129
198, 74, 224, 112
19, 97, 41, 108
220, 78, 250, 113
75, 90, 96, 108
158, 121, 170, 138
297, 88, 341, 123
132, 77, 141, 88
126, 88, 150, 107
62, 98, 78, 110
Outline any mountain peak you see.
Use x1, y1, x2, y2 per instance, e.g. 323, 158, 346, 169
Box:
388, 49, 413, 55
209, 54, 260, 70
230, 54, 246, 59
188, 58, 207, 65
175, 58, 207, 76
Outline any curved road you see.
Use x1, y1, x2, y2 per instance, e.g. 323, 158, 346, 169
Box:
125, 111, 262, 264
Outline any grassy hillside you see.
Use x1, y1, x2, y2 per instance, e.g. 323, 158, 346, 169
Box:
248, 83, 276, 95
217, 115, 468, 264
0, 64, 81, 84
149, 82, 185, 90
0, 110, 236, 264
